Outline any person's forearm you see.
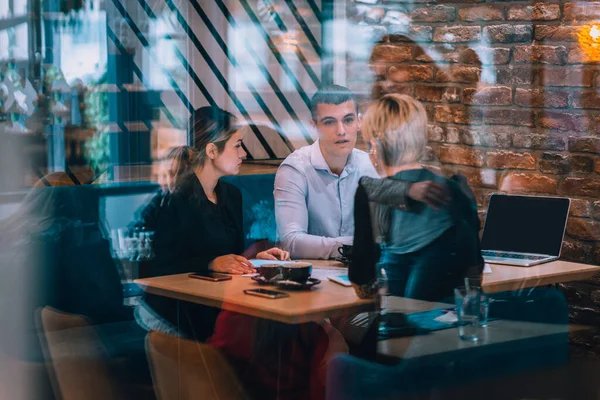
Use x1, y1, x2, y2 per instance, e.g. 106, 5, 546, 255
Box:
359, 177, 412, 210
282, 233, 352, 260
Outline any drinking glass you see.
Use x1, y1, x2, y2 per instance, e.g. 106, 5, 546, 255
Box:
454, 286, 481, 342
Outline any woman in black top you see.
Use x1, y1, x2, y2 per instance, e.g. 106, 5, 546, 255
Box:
349, 94, 483, 302
137, 107, 289, 339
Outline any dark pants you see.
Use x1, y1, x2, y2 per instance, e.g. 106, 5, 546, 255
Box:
380, 227, 465, 302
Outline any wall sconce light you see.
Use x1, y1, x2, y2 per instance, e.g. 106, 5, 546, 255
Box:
578, 23, 600, 61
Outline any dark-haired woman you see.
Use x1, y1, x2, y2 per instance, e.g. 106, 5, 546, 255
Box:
136, 106, 289, 340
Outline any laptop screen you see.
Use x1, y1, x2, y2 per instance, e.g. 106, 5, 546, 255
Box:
481, 195, 570, 256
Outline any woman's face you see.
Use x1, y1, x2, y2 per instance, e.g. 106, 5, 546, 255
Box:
212, 130, 246, 176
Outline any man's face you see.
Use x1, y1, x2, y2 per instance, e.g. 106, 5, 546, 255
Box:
311, 101, 360, 158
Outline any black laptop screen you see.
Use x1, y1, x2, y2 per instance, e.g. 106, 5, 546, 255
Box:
481, 195, 570, 256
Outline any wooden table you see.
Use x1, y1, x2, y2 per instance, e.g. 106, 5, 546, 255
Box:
135, 260, 374, 324
135, 259, 598, 324
481, 260, 599, 293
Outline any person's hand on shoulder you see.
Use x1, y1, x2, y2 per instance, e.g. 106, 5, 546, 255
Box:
209, 254, 255, 274
408, 181, 450, 210
256, 247, 291, 261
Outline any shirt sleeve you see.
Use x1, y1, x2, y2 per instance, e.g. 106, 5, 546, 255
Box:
358, 176, 413, 210
150, 196, 215, 276
274, 164, 352, 259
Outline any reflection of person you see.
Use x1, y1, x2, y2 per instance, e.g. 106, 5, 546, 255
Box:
0, 184, 151, 392
275, 85, 449, 260
137, 106, 289, 339
349, 94, 483, 301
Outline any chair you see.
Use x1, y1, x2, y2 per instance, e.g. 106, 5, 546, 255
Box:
36, 307, 130, 400
146, 330, 250, 400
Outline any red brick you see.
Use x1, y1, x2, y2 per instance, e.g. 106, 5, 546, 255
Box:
387, 27, 433, 43
568, 47, 600, 65
446, 166, 497, 188
435, 105, 482, 124
596, 160, 600, 174
414, 45, 509, 65
569, 137, 600, 153
539, 153, 571, 174
415, 45, 461, 63
514, 88, 569, 108
436, 66, 481, 83
460, 127, 513, 148
562, 240, 593, 263
411, 6, 456, 22
415, 85, 461, 103
427, 125, 461, 143
438, 145, 484, 167
572, 155, 595, 173
433, 26, 481, 43
592, 201, 600, 220
387, 65, 434, 83
513, 134, 566, 150
496, 66, 534, 86
570, 199, 592, 218
507, 4, 561, 21
562, 178, 600, 198
483, 24, 533, 43
486, 151, 536, 169
463, 86, 512, 105
461, 47, 511, 65
499, 172, 558, 193
370, 45, 412, 63
567, 218, 600, 241
371, 81, 414, 99
538, 111, 591, 132
538, 67, 594, 87
573, 91, 600, 109
535, 25, 579, 42
458, 6, 504, 21
483, 109, 535, 127
564, 2, 600, 21
514, 45, 568, 65
437, 0, 483, 3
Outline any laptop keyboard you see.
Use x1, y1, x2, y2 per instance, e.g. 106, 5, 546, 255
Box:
481, 251, 548, 261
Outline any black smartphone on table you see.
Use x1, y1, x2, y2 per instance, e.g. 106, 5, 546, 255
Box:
189, 272, 232, 282
244, 288, 289, 299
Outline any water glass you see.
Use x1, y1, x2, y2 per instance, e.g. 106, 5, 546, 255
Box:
454, 286, 481, 342
479, 293, 490, 327
378, 268, 390, 336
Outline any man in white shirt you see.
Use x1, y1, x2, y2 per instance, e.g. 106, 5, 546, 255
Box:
274, 85, 376, 259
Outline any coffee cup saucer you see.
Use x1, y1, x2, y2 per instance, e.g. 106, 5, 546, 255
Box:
251, 276, 321, 290
275, 277, 321, 290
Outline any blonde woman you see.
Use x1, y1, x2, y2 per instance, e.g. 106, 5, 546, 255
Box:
349, 94, 483, 301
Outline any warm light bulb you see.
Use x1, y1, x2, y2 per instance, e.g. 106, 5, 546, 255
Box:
590, 25, 600, 41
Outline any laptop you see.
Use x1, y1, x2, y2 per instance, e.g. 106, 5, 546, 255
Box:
481, 194, 571, 267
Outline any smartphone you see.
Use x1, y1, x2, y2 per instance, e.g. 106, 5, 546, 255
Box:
244, 288, 289, 299
328, 275, 352, 287
189, 272, 232, 282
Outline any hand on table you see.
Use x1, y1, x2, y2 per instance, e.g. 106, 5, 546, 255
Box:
407, 181, 450, 210
209, 254, 255, 274
256, 247, 291, 261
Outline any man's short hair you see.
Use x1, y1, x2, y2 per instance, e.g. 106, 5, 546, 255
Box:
310, 85, 358, 121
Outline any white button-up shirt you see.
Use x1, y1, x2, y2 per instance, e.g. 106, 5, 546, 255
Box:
274, 140, 379, 259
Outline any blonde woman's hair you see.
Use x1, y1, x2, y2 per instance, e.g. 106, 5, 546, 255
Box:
362, 94, 428, 167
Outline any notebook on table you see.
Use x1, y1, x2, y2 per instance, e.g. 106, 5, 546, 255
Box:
481, 194, 570, 267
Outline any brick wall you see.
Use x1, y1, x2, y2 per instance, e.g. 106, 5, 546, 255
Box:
347, 1, 600, 330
